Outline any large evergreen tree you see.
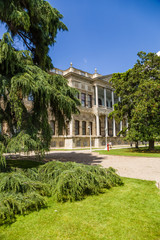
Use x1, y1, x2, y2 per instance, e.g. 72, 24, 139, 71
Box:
0, 1, 80, 167
0, 0, 67, 70
110, 52, 160, 150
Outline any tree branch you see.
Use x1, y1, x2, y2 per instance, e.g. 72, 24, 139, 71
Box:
17, 31, 33, 52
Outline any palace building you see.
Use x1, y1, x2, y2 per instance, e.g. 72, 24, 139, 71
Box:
0, 64, 128, 149
49, 64, 128, 149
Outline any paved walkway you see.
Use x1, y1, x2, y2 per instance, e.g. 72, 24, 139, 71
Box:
45, 150, 160, 186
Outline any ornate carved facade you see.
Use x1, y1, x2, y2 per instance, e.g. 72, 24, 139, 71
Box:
49, 64, 128, 148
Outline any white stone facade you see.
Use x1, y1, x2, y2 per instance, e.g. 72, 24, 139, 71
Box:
49, 65, 127, 148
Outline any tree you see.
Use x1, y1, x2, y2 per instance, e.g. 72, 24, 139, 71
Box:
0, 0, 68, 70
0, 0, 80, 168
110, 52, 160, 150
0, 22, 79, 169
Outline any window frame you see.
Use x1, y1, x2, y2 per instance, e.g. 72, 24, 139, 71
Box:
88, 95, 92, 108
82, 121, 86, 135
75, 120, 80, 135
81, 93, 86, 107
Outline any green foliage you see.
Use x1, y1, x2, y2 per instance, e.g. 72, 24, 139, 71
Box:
0, 33, 80, 164
0, 0, 80, 164
0, 192, 46, 225
0, 160, 123, 224
110, 52, 160, 149
1, 178, 159, 240
0, 0, 68, 70
39, 161, 123, 202
0, 168, 50, 224
0, 170, 50, 196
0, 142, 6, 169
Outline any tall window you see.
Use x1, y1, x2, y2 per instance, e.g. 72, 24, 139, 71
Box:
81, 93, 86, 107
75, 120, 79, 135
89, 122, 92, 135
88, 95, 92, 108
98, 87, 104, 106
82, 121, 86, 135
50, 120, 55, 135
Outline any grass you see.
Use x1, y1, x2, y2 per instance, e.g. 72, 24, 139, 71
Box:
0, 178, 160, 240
96, 146, 160, 157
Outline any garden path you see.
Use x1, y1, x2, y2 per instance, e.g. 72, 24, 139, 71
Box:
45, 150, 160, 186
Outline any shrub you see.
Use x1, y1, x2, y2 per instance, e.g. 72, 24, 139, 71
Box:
0, 160, 123, 224
38, 161, 123, 202
0, 171, 51, 196
0, 192, 46, 225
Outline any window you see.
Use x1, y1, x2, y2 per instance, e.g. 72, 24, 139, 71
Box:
50, 121, 55, 135
98, 87, 104, 106
81, 93, 86, 107
106, 89, 112, 108
82, 121, 86, 135
88, 95, 92, 108
98, 98, 102, 105
75, 120, 79, 135
106, 100, 109, 107
89, 122, 92, 135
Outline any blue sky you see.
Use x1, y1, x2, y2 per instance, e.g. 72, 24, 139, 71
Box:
1, 0, 160, 75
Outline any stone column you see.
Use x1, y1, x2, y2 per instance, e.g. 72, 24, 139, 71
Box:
120, 120, 123, 137
105, 116, 108, 137
69, 118, 73, 136
126, 119, 129, 131
95, 85, 98, 107
113, 118, 116, 137
96, 115, 100, 136
65, 118, 73, 149
104, 88, 106, 108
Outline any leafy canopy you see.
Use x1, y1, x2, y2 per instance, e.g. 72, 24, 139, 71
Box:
0, 33, 80, 166
110, 52, 160, 149
0, 0, 68, 70
0, 0, 81, 167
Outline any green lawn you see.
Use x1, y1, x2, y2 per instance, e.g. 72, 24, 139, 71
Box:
0, 178, 160, 240
96, 146, 160, 157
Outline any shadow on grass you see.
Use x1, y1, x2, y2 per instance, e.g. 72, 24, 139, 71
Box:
130, 146, 160, 153
44, 151, 104, 165
3, 151, 104, 169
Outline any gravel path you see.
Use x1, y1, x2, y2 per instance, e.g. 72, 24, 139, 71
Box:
45, 150, 160, 185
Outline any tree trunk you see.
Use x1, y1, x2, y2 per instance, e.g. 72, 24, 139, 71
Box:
149, 140, 154, 151
135, 141, 138, 148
